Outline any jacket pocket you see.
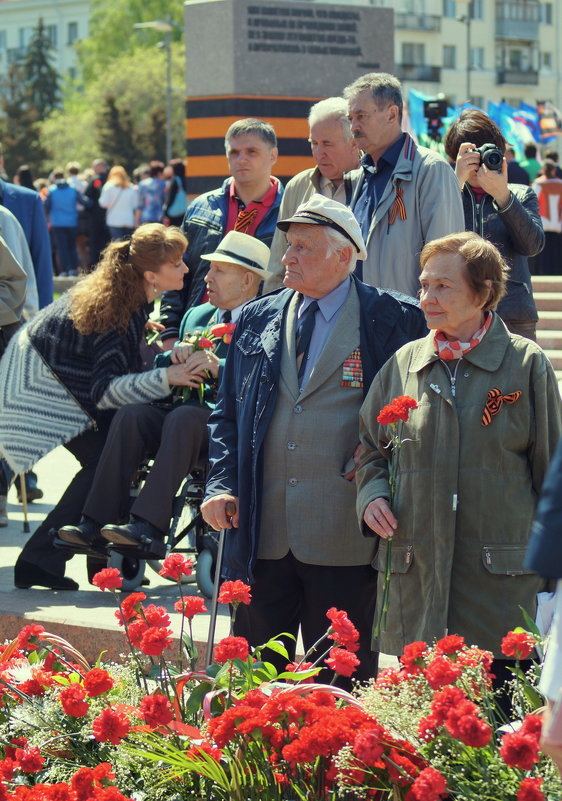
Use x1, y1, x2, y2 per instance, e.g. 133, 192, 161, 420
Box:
482, 545, 533, 576
236, 329, 263, 356
373, 542, 414, 573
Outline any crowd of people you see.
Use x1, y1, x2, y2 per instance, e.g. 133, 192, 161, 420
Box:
0, 73, 561, 723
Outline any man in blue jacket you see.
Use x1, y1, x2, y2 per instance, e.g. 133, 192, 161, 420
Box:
202, 195, 427, 683
159, 118, 283, 349
0, 174, 53, 308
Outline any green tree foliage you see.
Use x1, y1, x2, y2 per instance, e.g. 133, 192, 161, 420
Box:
23, 17, 61, 117
0, 63, 50, 177
76, 0, 183, 83
95, 94, 141, 173
40, 44, 185, 172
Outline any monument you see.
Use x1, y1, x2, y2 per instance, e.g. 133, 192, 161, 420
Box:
184, 0, 394, 194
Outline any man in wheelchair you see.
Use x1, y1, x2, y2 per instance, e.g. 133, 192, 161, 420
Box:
58, 232, 270, 555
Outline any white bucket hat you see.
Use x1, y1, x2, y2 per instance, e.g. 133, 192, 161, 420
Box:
201, 231, 272, 277
276, 194, 367, 260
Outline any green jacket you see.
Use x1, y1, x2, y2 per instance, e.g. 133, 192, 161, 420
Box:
154, 302, 229, 409
356, 314, 561, 656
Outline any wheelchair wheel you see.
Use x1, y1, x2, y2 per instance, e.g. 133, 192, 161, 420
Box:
196, 548, 216, 599
108, 551, 146, 592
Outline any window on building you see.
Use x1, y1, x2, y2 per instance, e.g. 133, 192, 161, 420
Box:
18, 27, 33, 48
402, 42, 425, 65
470, 0, 484, 19
541, 51, 552, 71
509, 49, 523, 69
470, 46, 485, 68
46, 24, 57, 46
543, 2, 553, 23
443, 0, 456, 18
67, 22, 78, 45
443, 45, 456, 68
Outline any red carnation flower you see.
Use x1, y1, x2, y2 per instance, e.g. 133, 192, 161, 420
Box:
517, 777, 545, 801
434, 634, 465, 655
326, 607, 360, 652
83, 668, 114, 697
92, 568, 123, 591
424, 655, 463, 690
92, 707, 131, 745
520, 713, 542, 740
198, 337, 214, 349
127, 618, 149, 646
418, 714, 441, 741
15, 747, 45, 773
174, 596, 207, 618
452, 713, 492, 748
377, 395, 418, 425
501, 631, 535, 660
158, 553, 193, 581
18, 679, 46, 696
140, 693, 174, 727
60, 684, 89, 717
139, 626, 173, 656
500, 730, 540, 770
325, 647, 360, 677
410, 767, 447, 801
353, 726, 385, 763
115, 592, 146, 625
400, 641, 428, 673
143, 604, 171, 628
214, 635, 250, 663
285, 660, 316, 683
217, 580, 252, 607
17, 623, 45, 650
431, 686, 467, 724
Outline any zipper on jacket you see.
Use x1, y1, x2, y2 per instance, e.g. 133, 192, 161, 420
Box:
484, 547, 492, 566
440, 358, 462, 398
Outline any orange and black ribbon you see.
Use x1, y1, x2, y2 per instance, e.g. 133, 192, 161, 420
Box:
234, 208, 258, 233
481, 387, 522, 426
388, 185, 407, 225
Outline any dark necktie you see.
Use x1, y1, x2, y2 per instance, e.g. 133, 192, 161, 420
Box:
222, 310, 232, 323
295, 300, 319, 383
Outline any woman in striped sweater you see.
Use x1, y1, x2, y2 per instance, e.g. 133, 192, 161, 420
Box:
0, 223, 198, 590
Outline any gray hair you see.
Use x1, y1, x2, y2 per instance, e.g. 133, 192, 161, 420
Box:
224, 118, 277, 150
322, 226, 358, 274
343, 72, 403, 124
308, 97, 353, 141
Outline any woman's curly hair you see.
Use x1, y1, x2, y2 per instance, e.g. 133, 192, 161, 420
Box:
69, 223, 187, 335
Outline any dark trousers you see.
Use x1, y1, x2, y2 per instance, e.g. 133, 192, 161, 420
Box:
503, 318, 537, 342
82, 403, 210, 533
51, 227, 79, 274
233, 551, 379, 688
16, 426, 110, 576
88, 217, 110, 268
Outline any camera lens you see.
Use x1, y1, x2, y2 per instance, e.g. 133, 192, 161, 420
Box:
486, 151, 502, 168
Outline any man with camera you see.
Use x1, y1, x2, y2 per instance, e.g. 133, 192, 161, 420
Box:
444, 109, 544, 341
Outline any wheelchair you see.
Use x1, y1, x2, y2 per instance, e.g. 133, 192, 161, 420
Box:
53, 462, 219, 595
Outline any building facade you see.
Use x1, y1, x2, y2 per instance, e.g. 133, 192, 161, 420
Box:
0, 0, 89, 83
314, 0, 561, 109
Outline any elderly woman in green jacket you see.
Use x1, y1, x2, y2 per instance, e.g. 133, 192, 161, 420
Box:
356, 231, 561, 681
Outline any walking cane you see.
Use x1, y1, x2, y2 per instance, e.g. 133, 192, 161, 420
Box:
18, 473, 30, 534
205, 500, 236, 668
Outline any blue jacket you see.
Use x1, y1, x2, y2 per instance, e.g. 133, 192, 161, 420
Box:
205, 275, 427, 582
44, 182, 80, 228
0, 179, 53, 308
159, 177, 284, 341
526, 436, 562, 579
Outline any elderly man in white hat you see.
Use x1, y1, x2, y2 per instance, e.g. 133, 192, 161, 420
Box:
202, 194, 426, 685
58, 231, 271, 554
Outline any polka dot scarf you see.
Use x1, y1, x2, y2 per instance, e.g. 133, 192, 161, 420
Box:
434, 311, 493, 360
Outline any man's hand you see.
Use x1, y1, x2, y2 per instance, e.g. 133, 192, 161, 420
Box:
363, 497, 398, 539
186, 349, 221, 379
170, 342, 193, 364
342, 443, 364, 482
202, 494, 239, 530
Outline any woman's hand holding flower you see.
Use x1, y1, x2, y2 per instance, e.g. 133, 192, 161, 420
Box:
364, 497, 397, 539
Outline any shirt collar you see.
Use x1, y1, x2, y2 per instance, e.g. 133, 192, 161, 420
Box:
361, 132, 406, 174
299, 276, 351, 323
217, 302, 245, 323
229, 176, 279, 208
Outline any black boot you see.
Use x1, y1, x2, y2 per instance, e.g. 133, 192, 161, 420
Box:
14, 559, 79, 591
58, 517, 102, 548
17, 471, 44, 504
101, 517, 165, 547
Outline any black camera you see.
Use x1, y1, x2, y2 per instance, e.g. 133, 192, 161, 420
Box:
473, 143, 504, 172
